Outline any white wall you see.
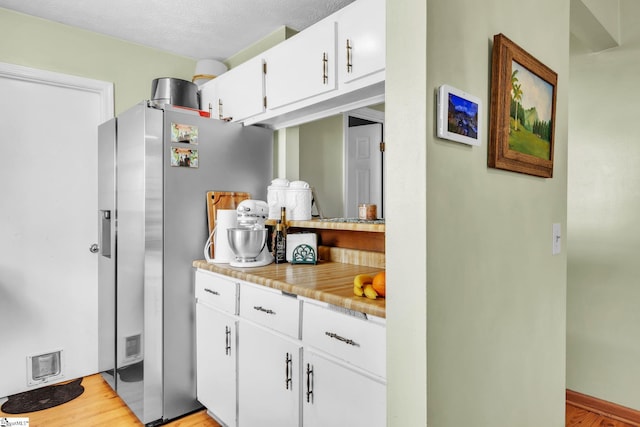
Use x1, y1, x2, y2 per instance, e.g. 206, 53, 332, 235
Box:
0, 7, 196, 116
385, 0, 428, 425
299, 115, 345, 218
567, 0, 640, 410
386, 0, 570, 425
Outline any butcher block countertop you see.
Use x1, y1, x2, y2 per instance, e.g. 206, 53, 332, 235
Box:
193, 259, 386, 318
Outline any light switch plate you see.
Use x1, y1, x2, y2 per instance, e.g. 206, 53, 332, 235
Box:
552, 223, 561, 255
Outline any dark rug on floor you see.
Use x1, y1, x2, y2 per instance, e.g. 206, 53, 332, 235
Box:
1, 378, 84, 414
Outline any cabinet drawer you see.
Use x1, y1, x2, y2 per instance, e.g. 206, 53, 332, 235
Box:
195, 269, 238, 314
302, 301, 385, 378
239, 284, 301, 339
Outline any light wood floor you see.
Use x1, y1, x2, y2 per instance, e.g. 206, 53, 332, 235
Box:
566, 403, 638, 427
0, 374, 220, 427
1, 374, 635, 426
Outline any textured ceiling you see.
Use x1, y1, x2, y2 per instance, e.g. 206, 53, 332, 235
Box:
0, 0, 355, 60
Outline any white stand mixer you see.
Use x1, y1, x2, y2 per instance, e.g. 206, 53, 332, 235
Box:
228, 200, 274, 268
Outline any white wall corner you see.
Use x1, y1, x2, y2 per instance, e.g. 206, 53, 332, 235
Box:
276, 126, 300, 181
570, 0, 620, 52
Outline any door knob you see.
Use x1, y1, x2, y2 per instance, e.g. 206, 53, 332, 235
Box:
89, 243, 99, 253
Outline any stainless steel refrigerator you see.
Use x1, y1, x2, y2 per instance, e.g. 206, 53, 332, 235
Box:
97, 102, 272, 425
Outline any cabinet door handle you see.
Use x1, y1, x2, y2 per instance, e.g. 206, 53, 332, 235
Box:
224, 325, 231, 355
306, 363, 314, 403
322, 52, 328, 84
325, 331, 359, 347
346, 39, 353, 73
253, 305, 276, 315
218, 99, 232, 122
285, 352, 292, 390
204, 288, 220, 296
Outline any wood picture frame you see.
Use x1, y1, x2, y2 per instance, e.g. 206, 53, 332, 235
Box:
488, 33, 557, 178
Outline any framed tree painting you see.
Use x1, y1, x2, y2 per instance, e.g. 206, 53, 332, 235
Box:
488, 33, 557, 178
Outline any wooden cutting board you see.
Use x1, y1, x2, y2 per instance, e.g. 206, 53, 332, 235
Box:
206, 191, 250, 258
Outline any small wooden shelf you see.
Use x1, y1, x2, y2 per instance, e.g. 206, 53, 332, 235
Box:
266, 218, 385, 233
266, 218, 386, 253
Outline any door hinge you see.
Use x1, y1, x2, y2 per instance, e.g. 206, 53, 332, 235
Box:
263, 62, 267, 74
263, 96, 267, 109
379, 141, 385, 152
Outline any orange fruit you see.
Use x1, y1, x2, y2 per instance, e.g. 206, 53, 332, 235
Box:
371, 271, 386, 297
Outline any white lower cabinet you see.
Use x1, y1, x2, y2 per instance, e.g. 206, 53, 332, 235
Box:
302, 300, 386, 427
196, 303, 238, 427
302, 350, 386, 427
237, 320, 302, 426
195, 269, 239, 427
237, 283, 302, 426
195, 270, 386, 427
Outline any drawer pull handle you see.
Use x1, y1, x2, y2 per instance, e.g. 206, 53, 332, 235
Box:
253, 305, 276, 315
204, 288, 220, 296
325, 331, 359, 347
285, 353, 292, 390
225, 326, 231, 355
306, 363, 314, 403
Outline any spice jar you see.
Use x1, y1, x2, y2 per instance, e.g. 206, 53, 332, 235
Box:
358, 204, 377, 220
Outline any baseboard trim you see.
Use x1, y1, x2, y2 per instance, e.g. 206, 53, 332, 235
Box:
566, 389, 640, 427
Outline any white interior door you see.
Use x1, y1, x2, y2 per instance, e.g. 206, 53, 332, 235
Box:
0, 62, 113, 396
345, 122, 383, 218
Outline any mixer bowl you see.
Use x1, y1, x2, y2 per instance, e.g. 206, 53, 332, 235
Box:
227, 228, 267, 262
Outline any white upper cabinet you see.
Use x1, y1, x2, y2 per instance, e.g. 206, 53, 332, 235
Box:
200, 55, 265, 123
203, 0, 386, 129
336, 0, 386, 86
264, 19, 337, 111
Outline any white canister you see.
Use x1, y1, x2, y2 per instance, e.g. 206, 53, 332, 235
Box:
267, 178, 289, 220
286, 181, 312, 221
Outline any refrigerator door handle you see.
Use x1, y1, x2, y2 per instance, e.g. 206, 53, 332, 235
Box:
98, 209, 111, 257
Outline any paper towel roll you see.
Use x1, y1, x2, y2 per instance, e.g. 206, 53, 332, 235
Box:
212, 209, 238, 263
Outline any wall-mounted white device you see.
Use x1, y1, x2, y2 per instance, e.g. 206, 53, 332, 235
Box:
437, 84, 483, 146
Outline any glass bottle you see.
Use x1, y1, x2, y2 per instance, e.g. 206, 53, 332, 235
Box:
274, 220, 287, 263
275, 207, 288, 263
